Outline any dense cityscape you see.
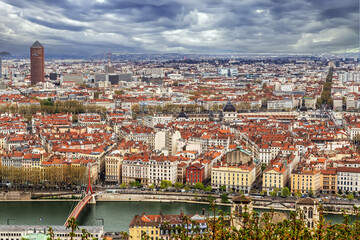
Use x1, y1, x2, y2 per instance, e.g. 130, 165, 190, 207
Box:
0, 41, 359, 238
0, 0, 359, 239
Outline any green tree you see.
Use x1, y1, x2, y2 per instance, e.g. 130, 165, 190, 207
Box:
237, 102, 252, 110
66, 217, 79, 240
72, 114, 78, 123
316, 97, 323, 108
160, 180, 172, 189
194, 182, 204, 190
139, 202, 360, 240
119, 231, 130, 240
317, 67, 335, 109
260, 190, 267, 196
347, 193, 355, 201
114, 90, 125, 95
308, 187, 314, 197
149, 184, 155, 190
120, 183, 127, 189
42, 98, 54, 106
295, 190, 302, 198
130, 181, 142, 188
220, 193, 229, 203
47, 226, 54, 240
205, 185, 212, 193
281, 187, 290, 198
270, 188, 279, 198
207, 195, 216, 202
131, 104, 140, 113
219, 185, 227, 192
81, 229, 92, 240
174, 182, 183, 190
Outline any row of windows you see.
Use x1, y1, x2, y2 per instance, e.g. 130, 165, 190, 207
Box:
338, 186, 358, 191
293, 182, 313, 186
215, 177, 248, 180
265, 180, 280, 183
188, 173, 201, 177
338, 181, 358, 186
0, 233, 21, 236
338, 172, 360, 176
188, 178, 201, 182
264, 176, 281, 179
213, 173, 248, 177
212, 180, 249, 185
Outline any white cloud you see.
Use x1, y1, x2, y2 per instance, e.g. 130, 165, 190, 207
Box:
293, 27, 358, 52
0, 0, 357, 55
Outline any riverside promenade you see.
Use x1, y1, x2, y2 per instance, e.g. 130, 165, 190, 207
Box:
1, 189, 359, 215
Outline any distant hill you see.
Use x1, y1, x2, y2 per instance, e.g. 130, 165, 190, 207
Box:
0, 52, 10, 57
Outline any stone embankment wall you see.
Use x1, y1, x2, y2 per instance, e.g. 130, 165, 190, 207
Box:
253, 198, 358, 213
97, 192, 219, 204
0, 191, 31, 200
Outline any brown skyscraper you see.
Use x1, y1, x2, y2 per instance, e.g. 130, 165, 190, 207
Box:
30, 40, 44, 85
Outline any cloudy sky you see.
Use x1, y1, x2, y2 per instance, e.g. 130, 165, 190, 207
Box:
0, 0, 358, 56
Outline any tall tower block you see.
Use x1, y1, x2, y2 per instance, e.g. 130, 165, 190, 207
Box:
30, 40, 44, 85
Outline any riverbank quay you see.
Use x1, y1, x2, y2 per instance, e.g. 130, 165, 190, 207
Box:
1, 190, 360, 215
253, 196, 360, 214
0, 190, 80, 200
96, 191, 360, 215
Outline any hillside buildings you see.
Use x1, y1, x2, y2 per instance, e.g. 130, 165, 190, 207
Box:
0, 55, 360, 199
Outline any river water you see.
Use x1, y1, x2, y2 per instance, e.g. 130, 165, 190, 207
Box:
0, 201, 353, 232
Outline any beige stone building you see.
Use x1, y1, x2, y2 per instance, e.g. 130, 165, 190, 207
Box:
262, 161, 289, 192
105, 152, 123, 184
291, 167, 321, 194
211, 162, 258, 193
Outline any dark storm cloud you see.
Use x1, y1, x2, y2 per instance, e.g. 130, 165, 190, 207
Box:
24, 17, 87, 32
320, 5, 358, 20
92, 1, 183, 21
0, 0, 358, 55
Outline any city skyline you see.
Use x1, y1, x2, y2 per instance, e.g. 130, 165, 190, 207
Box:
0, 0, 358, 56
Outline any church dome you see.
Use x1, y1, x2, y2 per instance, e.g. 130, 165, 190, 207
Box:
177, 107, 188, 119
223, 101, 236, 112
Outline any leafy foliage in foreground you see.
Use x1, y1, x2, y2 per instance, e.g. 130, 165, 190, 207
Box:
136, 203, 360, 240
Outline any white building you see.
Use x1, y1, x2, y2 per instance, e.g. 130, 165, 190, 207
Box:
229, 68, 238, 76
346, 95, 355, 110
155, 131, 166, 151
154, 130, 181, 156
338, 71, 360, 83
333, 98, 343, 111
258, 145, 272, 164
148, 157, 179, 185
337, 167, 360, 192
143, 115, 173, 128
267, 98, 293, 110
0, 225, 103, 240
218, 68, 229, 76
122, 158, 149, 185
